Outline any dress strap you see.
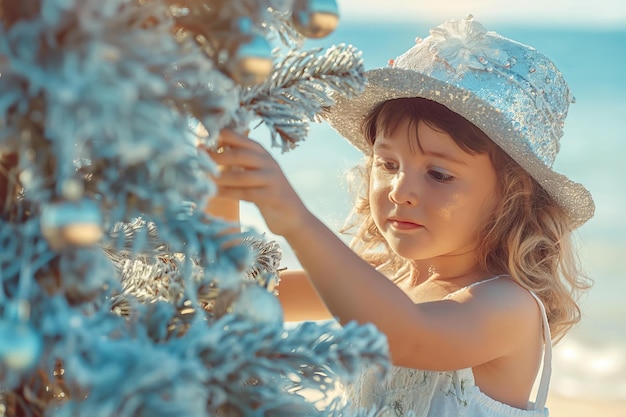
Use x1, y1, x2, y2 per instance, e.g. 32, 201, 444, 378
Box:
444, 275, 553, 410
443, 275, 505, 299
527, 291, 552, 410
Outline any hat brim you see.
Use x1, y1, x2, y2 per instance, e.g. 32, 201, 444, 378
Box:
325, 68, 595, 228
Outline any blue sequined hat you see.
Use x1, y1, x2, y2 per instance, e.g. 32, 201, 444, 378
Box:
326, 16, 594, 228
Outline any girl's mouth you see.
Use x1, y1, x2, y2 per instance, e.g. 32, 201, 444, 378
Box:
389, 219, 423, 230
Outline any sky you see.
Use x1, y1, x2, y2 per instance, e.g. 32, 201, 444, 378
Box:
337, 0, 626, 29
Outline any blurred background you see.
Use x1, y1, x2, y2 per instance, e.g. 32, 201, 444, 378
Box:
240, 1, 626, 414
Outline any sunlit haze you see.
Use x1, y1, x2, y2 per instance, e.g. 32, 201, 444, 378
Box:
338, 0, 626, 28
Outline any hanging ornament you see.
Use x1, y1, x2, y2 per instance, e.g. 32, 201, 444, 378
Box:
227, 34, 274, 85
292, 0, 340, 39
0, 320, 42, 372
41, 198, 104, 250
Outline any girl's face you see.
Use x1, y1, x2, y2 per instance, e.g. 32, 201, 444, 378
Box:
369, 118, 498, 266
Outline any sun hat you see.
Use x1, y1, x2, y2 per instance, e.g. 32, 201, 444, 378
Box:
325, 15, 594, 228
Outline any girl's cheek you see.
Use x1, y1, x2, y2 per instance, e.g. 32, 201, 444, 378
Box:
369, 175, 388, 195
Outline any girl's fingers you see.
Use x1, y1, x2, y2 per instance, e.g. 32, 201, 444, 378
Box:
202, 129, 292, 207
216, 186, 268, 203
213, 167, 273, 188
203, 130, 273, 171
209, 145, 264, 170
216, 129, 261, 151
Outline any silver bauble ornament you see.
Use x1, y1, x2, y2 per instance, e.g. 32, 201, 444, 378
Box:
292, 0, 340, 39
227, 34, 273, 85
41, 198, 104, 250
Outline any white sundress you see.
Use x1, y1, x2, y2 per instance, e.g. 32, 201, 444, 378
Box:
344, 276, 552, 416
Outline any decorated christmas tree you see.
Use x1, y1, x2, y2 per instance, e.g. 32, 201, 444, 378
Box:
0, 0, 389, 415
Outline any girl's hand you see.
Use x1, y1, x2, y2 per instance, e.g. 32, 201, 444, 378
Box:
208, 130, 311, 238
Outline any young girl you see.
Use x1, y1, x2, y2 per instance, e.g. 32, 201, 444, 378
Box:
207, 16, 594, 416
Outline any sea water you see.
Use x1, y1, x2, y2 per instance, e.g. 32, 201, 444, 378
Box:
240, 21, 626, 401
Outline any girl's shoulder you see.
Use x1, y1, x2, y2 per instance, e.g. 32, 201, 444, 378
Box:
446, 275, 542, 322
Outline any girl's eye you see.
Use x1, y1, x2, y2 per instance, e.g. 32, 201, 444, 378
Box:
374, 159, 399, 171
429, 170, 454, 183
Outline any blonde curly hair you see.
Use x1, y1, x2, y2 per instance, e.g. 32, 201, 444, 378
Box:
341, 98, 592, 342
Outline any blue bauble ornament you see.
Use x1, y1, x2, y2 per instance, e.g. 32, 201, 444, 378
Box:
228, 34, 273, 85
0, 320, 43, 372
292, 0, 340, 39
40, 198, 104, 250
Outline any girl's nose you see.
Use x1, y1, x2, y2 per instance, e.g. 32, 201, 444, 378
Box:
388, 174, 419, 206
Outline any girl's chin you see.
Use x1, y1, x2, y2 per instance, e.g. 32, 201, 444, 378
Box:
388, 245, 431, 261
